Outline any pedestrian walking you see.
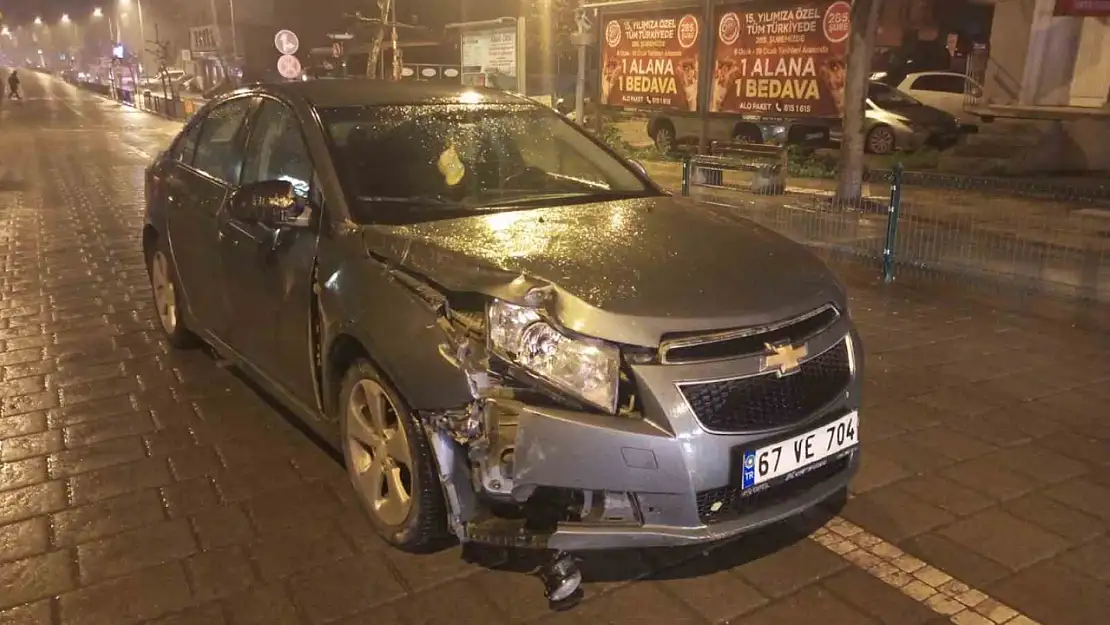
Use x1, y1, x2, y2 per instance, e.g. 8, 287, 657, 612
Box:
8, 71, 21, 100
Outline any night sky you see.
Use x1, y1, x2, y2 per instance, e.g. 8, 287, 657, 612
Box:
1, 0, 105, 25
1, 1, 479, 27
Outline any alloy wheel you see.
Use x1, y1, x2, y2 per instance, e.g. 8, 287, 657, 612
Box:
150, 250, 178, 335
868, 127, 895, 155
345, 379, 414, 526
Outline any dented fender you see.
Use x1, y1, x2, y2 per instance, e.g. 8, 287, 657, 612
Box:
313, 230, 474, 414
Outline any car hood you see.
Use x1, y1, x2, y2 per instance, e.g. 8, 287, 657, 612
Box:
361, 196, 846, 347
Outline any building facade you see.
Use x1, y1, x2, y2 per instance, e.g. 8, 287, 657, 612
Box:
983, 0, 1109, 109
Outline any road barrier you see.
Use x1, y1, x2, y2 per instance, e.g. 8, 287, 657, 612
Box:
73, 79, 200, 121
679, 154, 1109, 302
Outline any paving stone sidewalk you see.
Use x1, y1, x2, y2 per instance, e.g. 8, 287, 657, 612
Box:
1, 69, 1107, 625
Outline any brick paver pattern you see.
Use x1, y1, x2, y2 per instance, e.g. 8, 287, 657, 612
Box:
1, 71, 1108, 625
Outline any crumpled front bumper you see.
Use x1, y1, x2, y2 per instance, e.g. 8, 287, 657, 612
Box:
503, 326, 863, 551
548, 454, 855, 551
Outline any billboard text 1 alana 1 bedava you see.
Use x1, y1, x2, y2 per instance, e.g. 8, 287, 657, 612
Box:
601, 11, 703, 112
711, 1, 851, 119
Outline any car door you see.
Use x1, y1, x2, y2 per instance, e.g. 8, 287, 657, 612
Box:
165, 96, 255, 338
217, 97, 322, 407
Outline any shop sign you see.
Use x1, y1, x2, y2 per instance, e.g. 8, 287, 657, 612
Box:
190, 25, 220, 53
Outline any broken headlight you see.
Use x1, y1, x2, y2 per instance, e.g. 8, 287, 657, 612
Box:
488, 300, 620, 414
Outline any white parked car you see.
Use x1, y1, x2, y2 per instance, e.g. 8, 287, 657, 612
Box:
893, 71, 982, 126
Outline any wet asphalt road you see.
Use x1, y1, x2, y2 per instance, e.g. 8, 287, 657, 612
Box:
0, 70, 1109, 625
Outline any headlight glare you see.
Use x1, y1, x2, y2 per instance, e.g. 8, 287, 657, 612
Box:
488, 301, 620, 413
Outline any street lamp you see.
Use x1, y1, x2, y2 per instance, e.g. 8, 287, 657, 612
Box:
61, 14, 71, 24
119, 0, 147, 75
34, 17, 43, 25
92, 7, 117, 47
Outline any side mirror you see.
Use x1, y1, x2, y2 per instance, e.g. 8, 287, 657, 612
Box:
628, 159, 649, 178
229, 180, 309, 228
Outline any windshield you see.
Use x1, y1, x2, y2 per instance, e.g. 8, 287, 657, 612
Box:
868, 82, 922, 109
320, 103, 655, 220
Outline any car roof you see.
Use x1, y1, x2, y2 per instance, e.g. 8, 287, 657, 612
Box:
238, 79, 536, 109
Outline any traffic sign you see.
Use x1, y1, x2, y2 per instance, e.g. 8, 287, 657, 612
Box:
277, 54, 301, 79
574, 8, 594, 33
332, 42, 343, 58
274, 29, 299, 55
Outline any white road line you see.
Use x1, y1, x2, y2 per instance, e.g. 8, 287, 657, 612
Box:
809, 517, 1041, 625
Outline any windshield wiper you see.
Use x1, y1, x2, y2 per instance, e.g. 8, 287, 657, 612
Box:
542, 172, 611, 190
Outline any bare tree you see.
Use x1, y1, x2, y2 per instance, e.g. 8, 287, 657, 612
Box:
835, 0, 883, 203
365, 0, 393, 78
147, 27, 175, 100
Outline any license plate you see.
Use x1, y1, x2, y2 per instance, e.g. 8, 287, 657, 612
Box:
742, 412, 859, 490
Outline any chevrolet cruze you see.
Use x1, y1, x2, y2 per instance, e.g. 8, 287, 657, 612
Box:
142, 80, 862, 601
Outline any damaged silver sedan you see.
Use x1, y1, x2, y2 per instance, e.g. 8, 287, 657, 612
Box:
141, 80, 862, 601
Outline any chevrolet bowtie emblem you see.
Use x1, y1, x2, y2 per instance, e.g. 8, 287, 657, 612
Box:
761, 342, 808, 376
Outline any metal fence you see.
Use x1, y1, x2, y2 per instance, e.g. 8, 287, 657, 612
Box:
679, 155, 1110, 303
71, 79, 202, 121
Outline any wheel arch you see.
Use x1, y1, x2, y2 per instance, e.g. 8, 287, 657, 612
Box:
731, 121, 763, 143
142, 224, 161, 258
321, 322, 472, 421
323, 332, 373, 418
648, 115, 675, 138
314, 257, 476, 420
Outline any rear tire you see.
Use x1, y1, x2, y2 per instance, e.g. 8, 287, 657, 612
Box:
652, 122, 675, 153
339, 359, 449, 552
146, 237, 198, 349
732, 125, 763, 144
866, 125, 896, 155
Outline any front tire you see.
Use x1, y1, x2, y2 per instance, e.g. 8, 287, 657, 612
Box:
339, 359, 449, 552
146, 237, 197, 349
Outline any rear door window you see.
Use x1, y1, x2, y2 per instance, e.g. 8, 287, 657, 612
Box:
910, 74, 965, 94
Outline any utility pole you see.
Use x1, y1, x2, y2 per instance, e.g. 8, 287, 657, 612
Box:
572, 4, 592, 124
228, 0, 239, 67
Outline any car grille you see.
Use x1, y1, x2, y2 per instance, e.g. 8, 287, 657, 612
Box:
660, 305, 838, 365
678, 339, 852, 433
696, 455, 851, 525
